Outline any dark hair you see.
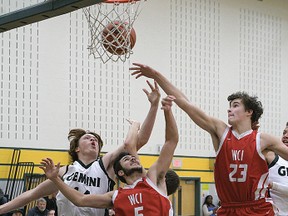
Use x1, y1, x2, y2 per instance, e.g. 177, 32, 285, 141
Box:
68, 129, 103, 162
203, 195, 215, 207
165, 169, 180, 196
12, 209, 24, 214
286, 122, 288, 127
227, 91, 263, 124
113, 152, 130, 184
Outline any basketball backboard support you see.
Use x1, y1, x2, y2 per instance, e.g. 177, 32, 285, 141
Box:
0, 0, 103, 33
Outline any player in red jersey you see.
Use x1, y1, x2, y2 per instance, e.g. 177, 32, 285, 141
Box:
40, 94, 180, 216
0, 80, 160, 216
130, 63, 288, 216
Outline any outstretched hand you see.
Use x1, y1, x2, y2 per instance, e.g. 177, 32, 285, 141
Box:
130, 63, 156, 79
39, 158, 60, 181
161, 95, 176, 111
143, 80, 160, 106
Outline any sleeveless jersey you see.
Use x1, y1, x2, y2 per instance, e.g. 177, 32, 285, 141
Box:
214, 127, 269, 203
56, 158, 115, 216
269, 154, 288, 215
112, 177, 173, 216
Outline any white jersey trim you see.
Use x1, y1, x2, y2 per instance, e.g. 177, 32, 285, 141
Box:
216, 126, 229, 156
256, 132, 265, 161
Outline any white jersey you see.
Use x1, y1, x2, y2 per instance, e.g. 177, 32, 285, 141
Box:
56, 158, 115, 216
269, 154, 288, 215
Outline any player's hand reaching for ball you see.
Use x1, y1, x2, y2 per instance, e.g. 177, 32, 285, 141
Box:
143, 80, 160, 106
39, 158, 60, 181
130, 63, 157, 79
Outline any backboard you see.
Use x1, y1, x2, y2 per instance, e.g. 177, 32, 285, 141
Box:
0, 0, 103, 33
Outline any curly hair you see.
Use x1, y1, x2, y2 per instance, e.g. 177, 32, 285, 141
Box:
68, 128, 103, 162
165, 169, 180, 196
227, 91, 263, 125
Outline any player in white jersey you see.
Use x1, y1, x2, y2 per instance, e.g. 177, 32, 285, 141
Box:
40, 95, 179, 216
264, 122, 288, 215
55, 150, 114, 216
0, 80, 160, 216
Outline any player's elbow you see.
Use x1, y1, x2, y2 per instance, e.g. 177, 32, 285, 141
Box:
165, 140, 178, 150
175, 133, 179, 143
168, 132, 179, 144
72, 197, 86, 207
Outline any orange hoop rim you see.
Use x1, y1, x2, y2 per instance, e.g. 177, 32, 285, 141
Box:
103, 0, 140, 3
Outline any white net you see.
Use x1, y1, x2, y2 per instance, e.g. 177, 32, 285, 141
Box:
83, 0, 145, 63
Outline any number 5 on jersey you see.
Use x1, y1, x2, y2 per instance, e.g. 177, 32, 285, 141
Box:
134, 206, 143, 216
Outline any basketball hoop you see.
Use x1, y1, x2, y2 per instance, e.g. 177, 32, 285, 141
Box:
83, 0, 146, 63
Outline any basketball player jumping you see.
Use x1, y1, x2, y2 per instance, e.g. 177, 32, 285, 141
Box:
0, 80, 160, 216
40, 95, 179, 216
130, 63, 288, 215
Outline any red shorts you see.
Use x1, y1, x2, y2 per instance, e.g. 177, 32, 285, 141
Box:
217, 198, 274, 216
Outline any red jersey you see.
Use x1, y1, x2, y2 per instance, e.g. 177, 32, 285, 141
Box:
215, 127, 269, 203
112, 177, 172, 216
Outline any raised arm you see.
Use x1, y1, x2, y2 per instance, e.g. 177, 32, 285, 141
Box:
123, 119, 141, 156
147, 95, 178, 187
137, 80, 160, 149
130, 63, 227, 151
102, 80, 160, 177
40, 158, 113, 209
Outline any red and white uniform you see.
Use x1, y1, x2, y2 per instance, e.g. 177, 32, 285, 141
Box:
215, 127, 273, 215
112, 177, 173, 216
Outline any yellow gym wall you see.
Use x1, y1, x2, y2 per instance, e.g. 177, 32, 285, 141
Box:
0, 147, 215, 183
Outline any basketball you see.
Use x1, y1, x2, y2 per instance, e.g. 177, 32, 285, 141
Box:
101, 21, 136, 55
